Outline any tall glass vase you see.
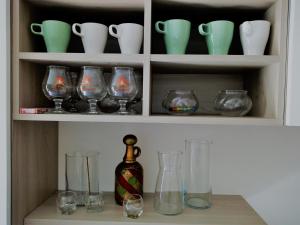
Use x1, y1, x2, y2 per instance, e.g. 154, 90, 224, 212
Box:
154, 151, 184, 215
184, 139, 212, 209
65, 151, 103, 211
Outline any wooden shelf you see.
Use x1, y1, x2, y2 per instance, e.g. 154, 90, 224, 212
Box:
152, 0, 276, 9
19, 53, 145, 67
26, 0, 144, 10
13, 114, 282, 126
25, 193, 267, 225
151, 55, 280, 71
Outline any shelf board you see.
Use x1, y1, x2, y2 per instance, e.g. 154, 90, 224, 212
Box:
13, 113, 282, 126
19, 52, 145, 67
152, 0, 275, 9
26, 0, 144, 10
151, 54, 280, 73
25, 193, 267, 225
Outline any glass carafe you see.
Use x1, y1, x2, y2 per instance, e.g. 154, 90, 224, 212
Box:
154, 151, 184, 215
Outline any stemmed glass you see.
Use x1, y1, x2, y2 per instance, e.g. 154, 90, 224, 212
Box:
77, 66, 107, 114
127, 72, 143, 114
42, 65, 72, 113
108, 67, 138, 115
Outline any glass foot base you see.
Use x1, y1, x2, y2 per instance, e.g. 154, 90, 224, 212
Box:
47, 109, 68, 114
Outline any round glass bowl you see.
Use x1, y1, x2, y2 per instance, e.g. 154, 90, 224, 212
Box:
162, 90, 199, 115
214, 90, 253, 116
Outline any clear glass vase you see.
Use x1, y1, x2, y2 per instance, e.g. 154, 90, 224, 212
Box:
154, 151, 184, 215
162, 90, 199, 115
65, 152, 103, 212
184, 139, 212, 209
214, 90, 252, 116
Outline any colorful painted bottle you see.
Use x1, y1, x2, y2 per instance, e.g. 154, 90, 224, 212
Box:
115, 134, 143, 205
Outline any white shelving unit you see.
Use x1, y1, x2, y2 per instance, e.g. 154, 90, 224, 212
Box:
12, 0, 288, 126
11, 0, 288, 225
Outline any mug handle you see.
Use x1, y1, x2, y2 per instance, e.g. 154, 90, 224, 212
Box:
30, 23, 43, 36
241, 21, 252, 36
72, 23, 83, 37
155, 21, 166, 34
109, 25, 119, 38
198, 24, 209, 36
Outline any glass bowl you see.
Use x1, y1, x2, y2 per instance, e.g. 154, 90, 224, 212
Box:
214, 90, 253, 116
162, 90, 199, 115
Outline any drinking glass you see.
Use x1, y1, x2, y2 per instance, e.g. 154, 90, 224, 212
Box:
184, 139, 212, 209
66, 152, 86, 206
77, 66, 107, 114
57, 191, 77, 215
84, 152, 104, 212
127, 71, 143, 114
42, 65, 72, 113
86, 193, 104, 213
154, 151, 184, 215
108, 67, 138, 115
123, 194, 144, 219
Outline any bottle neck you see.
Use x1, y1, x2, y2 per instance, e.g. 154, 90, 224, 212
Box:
123, 145, 135, 163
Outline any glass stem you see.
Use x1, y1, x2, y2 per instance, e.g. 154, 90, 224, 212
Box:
53, 99, 63, 112
88, 99, 98, 113
119, 100, 128, 113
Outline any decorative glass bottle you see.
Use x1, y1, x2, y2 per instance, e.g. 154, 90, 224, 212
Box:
115, 134, 143, 205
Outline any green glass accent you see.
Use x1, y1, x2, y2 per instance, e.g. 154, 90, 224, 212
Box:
128, 176, 138, 185
31, 20, 71, 52
117, 185, 126, 196
155, 19, 191, 54
199, 20, 234, 55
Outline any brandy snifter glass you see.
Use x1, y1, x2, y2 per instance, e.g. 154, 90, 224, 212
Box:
42, 65, 72, 113
77, 66, 107, 114
108, 67, 138, 115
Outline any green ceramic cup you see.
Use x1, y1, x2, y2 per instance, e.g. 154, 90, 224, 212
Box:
31, 20, 71, 52
199, 20, 234, 55
155, 19, 191, 54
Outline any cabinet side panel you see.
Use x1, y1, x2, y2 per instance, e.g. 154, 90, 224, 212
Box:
12, 121, 58, 225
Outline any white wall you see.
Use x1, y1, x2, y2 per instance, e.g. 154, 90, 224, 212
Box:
286, 0, 300, 125
59, 123, 300, 225
0, 0, 10, 224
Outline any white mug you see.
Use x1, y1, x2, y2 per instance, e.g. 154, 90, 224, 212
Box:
240, 20, 271, 55
109, 23, 143, 54
72, 22, 108, 54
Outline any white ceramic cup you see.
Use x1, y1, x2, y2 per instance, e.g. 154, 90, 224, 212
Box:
240, 20, 271, 55
72, 22, 108, 54
109, 23, 143, 54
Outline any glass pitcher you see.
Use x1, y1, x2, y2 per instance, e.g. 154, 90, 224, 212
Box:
154, 151, 184, 215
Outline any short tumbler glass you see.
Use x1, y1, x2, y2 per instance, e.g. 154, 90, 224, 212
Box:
57, 191, 77, 215
123, 194, 144, 219
85, 193, 104, 212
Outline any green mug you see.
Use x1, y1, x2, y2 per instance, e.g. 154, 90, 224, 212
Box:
31, 20, 71, 52
155, 19, 191, 54
199, 20, 234, 55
